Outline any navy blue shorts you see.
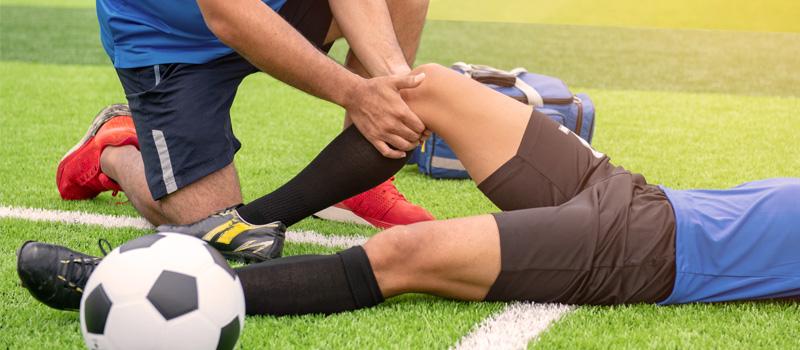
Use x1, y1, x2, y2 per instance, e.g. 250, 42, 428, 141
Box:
116, 0, 333, 200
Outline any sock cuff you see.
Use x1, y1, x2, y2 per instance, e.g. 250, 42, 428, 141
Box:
338, 246, 384, 307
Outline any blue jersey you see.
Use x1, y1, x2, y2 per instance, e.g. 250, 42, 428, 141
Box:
659, 178, 800, 305
97, 0, 287, 68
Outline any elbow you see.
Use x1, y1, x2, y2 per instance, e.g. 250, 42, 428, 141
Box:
206, 17, 237, 45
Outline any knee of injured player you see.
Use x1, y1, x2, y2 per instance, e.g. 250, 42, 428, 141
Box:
363, 224, 433, 295
400, 64, 456, 123
402, 63, 450, 99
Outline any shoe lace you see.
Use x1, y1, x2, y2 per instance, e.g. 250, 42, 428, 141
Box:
98, 239, 112, 256
376, 177, 406, 201
60, 239, 110, 293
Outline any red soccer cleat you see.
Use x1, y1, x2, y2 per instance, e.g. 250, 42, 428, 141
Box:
314, 177, 435, 228
56, 104, 139, 200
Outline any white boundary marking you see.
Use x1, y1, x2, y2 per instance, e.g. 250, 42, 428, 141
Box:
1, 205, 571, 347
0, 205, 367, 248
453, 302, 575, 350
288, 230, 367, 248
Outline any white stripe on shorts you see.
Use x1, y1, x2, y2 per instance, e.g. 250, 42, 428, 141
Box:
152, 130, 178, 194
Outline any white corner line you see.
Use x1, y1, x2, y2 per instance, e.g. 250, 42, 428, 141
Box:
453, 302, 575, 350
0, 205, 368, 248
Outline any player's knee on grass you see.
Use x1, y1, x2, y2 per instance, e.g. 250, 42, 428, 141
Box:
158, 163, 243, 225
364, 224, 433, 294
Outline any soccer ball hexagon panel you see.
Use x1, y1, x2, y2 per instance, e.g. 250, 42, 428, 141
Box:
80, 233, 245, 350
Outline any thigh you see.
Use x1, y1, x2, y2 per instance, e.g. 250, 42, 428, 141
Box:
477, 111, 620, 210
403, 65, 533, 184
403, 65, 617, 209
116, 53, 254, 201
485, 175, 677, 305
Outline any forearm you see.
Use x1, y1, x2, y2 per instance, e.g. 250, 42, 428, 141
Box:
329, 0, 410, 76
198, 0, 360, 106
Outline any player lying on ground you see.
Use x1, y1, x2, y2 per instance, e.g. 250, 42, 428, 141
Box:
18, 64, 800, 314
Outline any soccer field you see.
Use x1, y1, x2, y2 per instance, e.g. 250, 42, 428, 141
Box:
1, 0, 799, 349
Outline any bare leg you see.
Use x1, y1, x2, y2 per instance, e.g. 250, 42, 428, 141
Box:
100, 146, 243, 226
362, 65, 541, 299
100, 146, 169, 224
236, 64, 615, 313
364, 215, 500, 300
402, 64, 534, 183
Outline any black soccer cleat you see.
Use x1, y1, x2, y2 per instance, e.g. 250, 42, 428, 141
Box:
17, 241, 104, 311
157, 208, 285, 263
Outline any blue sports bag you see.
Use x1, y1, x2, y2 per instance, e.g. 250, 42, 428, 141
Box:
409, 63, 596, 179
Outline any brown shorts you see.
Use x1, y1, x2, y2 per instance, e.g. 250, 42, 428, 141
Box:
478, 111, 677, 305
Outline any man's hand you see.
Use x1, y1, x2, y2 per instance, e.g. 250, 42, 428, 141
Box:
344, 73, 427, 159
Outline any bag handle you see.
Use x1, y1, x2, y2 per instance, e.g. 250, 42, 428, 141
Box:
452, 62, 544, 107
470, 70, 517, 87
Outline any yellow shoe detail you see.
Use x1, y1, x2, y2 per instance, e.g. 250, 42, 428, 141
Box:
201, 220, 235, 242
216, 222, 251, 245
233, 240, 274, 254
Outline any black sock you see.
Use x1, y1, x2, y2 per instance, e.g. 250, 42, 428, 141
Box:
236, 126, 408, 226
236, 246, 384, 316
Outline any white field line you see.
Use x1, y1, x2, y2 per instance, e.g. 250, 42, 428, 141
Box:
453, 302, 575, 350
0, 205, 368, 248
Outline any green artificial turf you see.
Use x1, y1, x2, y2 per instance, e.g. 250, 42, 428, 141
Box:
1, 1, 799, 349
536, 302, 800, 349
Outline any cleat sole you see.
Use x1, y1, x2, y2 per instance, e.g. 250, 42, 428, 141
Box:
314, 205, 378, 227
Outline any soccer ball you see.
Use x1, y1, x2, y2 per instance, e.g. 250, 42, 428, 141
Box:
80, 233, 245, 350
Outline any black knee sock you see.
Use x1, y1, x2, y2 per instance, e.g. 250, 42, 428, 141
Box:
236, 246, 384, 316
236, 126, 408, 226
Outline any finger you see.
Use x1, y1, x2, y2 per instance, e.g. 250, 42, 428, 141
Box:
398, 107, 426, 134
388, 122, 421, 143
420, 130, 432, 142
385, 134, 418, 152
373, 140, 406, 159
393, 72, 426, 90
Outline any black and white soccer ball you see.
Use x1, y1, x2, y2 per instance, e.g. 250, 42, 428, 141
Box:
80, 233, 245, 350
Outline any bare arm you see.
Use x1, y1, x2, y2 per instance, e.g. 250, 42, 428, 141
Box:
198, 0, 357, 106
197, 0, 425, 158
329, 0, 410, 76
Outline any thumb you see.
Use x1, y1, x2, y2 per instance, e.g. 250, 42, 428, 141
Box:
394, 72, 426, 90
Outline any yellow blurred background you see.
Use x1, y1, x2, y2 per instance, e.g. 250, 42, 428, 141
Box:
428, 0, 800, 32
